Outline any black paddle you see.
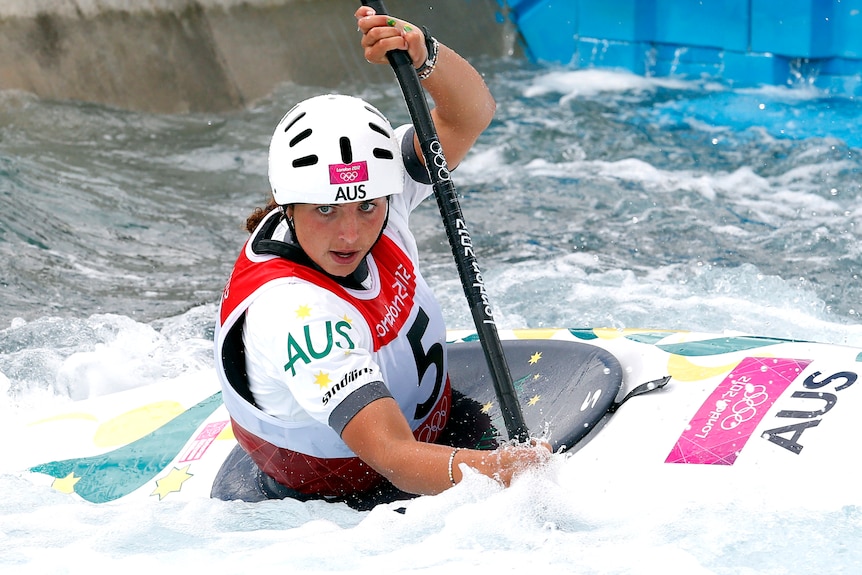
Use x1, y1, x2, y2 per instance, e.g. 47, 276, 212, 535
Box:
359, 0, 528, 442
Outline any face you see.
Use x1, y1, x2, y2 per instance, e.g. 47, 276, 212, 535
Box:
288, 199, 388, 277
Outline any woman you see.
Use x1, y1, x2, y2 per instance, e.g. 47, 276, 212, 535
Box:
214, 6, 549, 503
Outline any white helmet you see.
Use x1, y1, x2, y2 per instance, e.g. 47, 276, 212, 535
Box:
268, 94, 404, 205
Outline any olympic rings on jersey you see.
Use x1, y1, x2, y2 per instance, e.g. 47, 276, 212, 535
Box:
415, 395, 449, 443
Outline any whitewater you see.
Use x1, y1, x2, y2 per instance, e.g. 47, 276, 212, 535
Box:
2, 59, 862, 573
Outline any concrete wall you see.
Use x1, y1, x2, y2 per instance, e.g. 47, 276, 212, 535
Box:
0, 0, 518, 113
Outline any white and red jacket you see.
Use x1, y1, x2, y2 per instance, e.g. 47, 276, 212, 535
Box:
214, 131, 450, 496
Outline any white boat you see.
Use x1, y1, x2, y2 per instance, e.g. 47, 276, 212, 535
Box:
14, 327, 862, 508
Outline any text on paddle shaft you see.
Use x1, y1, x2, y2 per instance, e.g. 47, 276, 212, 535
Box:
763, 368, 858, 454
455, 218, 495, 324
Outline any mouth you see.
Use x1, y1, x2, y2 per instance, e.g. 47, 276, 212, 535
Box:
330, 250, 360, 265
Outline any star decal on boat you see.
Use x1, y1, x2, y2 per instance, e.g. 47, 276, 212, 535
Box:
52, 472, 81, 494
151, 465, 194, 500
527, 394, 541, 406
481, 401, 494, 414
529, 352, 542, 365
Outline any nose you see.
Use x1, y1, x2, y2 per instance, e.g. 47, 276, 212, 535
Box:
337, 210, 360, 244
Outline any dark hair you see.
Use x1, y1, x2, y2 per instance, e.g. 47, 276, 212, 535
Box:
245, 197, 280, 233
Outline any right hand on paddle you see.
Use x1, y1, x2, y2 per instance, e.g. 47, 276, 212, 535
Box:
355, 6, 429, 70
353, 6, 496, 171
466, 439, 554, 487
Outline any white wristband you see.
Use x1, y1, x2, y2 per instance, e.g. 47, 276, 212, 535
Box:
447, 448, 461, 486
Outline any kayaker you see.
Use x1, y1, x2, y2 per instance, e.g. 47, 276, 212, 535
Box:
215, 6, 550, 502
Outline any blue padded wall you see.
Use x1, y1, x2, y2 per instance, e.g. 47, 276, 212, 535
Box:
505, 0, 862, 94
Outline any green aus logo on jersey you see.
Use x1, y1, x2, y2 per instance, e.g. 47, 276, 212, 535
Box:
284, 320, 355, 376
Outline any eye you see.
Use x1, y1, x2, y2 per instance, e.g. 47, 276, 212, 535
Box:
358, 201, 377, 213
316, 205, 335, 215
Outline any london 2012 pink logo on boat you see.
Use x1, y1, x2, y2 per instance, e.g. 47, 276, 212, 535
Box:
666, 356, 811, 465
329, 161, 369, 184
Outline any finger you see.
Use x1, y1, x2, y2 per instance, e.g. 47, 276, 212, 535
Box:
365, 22, 422, 61
357, 13, 397, 35
354, 6, 375, 20
362, 28, 410, 61
400, 24, 426, 66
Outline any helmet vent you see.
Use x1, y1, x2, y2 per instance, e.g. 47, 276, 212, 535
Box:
373, 148, 394, 160
292, 155, 318, 168
368, 122, 389, 137
364, 105, 387, 122
339, 137, 353, 164
289, 128, 312, 148
283, 111, 306, 133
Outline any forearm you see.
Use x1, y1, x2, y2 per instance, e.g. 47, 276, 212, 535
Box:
421, 43, 497, 154
375, 440, 466, 495
374, 439, 548, 495
341, 398, 549, 495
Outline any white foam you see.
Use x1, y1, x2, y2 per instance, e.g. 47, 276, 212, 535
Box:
524, 68, 690, 101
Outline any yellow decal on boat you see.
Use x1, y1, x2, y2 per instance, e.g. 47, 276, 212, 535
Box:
93, 401, 185, 448
151, 464, 194, 500
217, 423, 235, 440
52, 472, 81, 494
512, 328, 558, 340
666, 354, 739, 382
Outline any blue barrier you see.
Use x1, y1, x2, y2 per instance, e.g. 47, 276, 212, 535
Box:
504, 0, 862, 94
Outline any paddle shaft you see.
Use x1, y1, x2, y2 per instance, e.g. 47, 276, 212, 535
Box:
360, 0, 528, 441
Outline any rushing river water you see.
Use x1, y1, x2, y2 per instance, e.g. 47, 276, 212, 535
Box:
2, 58, 862, 573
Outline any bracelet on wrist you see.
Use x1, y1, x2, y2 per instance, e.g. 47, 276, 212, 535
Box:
447, 448, 460, 486
416, 26, 439, 80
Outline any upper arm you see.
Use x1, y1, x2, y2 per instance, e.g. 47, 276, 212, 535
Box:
415, 45, 496, 171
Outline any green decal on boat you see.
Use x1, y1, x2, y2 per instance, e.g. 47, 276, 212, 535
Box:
568, 328, 598, 340
624, 332, 673, 345
657, 336, 802, 357
30, 392, 223, 504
